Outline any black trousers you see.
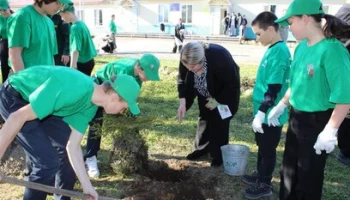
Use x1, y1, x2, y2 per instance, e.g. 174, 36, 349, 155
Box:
0, 39, 10, 83
255, 124, 282, 185
280, 107, 332, 200
84, 107, 104, 159
338, 117, 350, 157
77, 59, 95, 76
193, 94, 232, 160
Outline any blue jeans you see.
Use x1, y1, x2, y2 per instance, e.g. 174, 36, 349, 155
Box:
0, 81, 76, 200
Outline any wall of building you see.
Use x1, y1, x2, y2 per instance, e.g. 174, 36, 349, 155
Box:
9, 0, 347, 36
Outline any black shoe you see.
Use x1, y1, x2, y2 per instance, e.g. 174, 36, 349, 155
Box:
244, 182, 273, 199
210, 158, 223, 167
186, 150, 207, 160
337, 152, 350, 166
242, 171, 258, 185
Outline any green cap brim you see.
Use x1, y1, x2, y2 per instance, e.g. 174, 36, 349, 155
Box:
144, 69, 160, 81
275, 15, 290, 27
128, 102, 140, 115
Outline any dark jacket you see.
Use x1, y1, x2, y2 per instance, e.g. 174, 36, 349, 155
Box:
177, 43, 240, 115
50, 14, 70, 56
175, 23, 185, 41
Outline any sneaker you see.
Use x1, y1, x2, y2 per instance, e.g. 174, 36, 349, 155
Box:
86, 156, 100, 178
242, 171, 258, 185
337, 152, 350, 166
244, 182, 273, 199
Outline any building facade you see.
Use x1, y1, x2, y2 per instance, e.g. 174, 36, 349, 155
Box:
10, 0, 347, 36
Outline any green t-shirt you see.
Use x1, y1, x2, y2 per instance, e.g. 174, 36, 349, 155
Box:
109, 20, 117, 34
8, 66, 98, 133
95, 58, 142, 87
253, 41, 291, 125
289, 38, 350, 112
0, 15, 8, 39
70, 21, 97, 63
7, 5, 57, 68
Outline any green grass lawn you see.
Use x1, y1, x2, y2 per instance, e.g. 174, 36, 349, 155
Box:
89, 55, 350, 200
1, 55, 349, 199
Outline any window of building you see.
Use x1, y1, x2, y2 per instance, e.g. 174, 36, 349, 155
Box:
181, 4, 192, 23
94, 9, 103, 26
158, 4, 169, 23
270, 5, 276, 13
76, 9, 84, 21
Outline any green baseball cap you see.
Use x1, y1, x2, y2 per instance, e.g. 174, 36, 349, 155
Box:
275, 0, 325, 26
110, 74, 141, 115
58, 0, 72, 4
0, 0, 9, 10
139, 54, 160, 81
60, 2, 75, 13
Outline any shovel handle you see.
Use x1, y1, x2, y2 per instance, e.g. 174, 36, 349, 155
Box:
1, 175, 120, 200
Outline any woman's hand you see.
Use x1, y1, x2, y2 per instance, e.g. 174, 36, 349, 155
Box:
177, 98, 186, 123
205, 98, 218, 110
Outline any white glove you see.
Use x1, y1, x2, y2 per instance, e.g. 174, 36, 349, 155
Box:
252, 111, 265, 134
313, 124, 338, 155
267, 101, 287, 127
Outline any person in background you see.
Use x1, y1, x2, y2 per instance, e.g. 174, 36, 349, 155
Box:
0, 0, 13, 83
279, 9, 289, 42
109, 14, 117, 53
84, 54, 160, 178
239, 15, 248, 44
59, 1, 97, 76
177, 41, 240, 167
243, 11, 291, 200
335, 1, 350, 167
230, 12, 237, 37
172, 18, 185, 53
50, 13, 70, 66
268, 0, 350, 199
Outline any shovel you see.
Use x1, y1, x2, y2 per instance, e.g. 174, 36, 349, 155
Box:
2, 175, 121, 200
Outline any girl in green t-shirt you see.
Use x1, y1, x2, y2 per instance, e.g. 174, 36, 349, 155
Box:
268, 0, 350, 199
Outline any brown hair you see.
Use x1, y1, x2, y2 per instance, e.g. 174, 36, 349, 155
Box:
297, 14, 350, 40
34, 0, 58, 7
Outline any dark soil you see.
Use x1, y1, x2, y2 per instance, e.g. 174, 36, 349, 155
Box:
119, 159, 218, 200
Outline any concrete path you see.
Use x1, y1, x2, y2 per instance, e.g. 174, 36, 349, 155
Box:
95, 37, 296, 66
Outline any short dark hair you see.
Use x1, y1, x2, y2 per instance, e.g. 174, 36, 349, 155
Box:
252, 11, 279, 31
34, 0, 58, 7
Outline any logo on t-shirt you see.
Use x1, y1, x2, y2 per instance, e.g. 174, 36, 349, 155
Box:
307, 64, 315, 76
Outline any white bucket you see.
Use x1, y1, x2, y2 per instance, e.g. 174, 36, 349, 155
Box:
221, 144, 250, 176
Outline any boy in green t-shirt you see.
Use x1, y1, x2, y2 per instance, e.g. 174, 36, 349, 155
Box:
242, 12, 291, 200
0, 66, 140, 199
7, 0, 70, 72
85, 54, 160, 178
59, 1, 97, 76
